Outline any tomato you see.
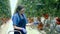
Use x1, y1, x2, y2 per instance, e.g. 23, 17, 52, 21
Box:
56, 17, 60, 25
43, 14, 49, 19
1, 18, 10, 23
28, 17, 34, 23
37, 23, 43, 30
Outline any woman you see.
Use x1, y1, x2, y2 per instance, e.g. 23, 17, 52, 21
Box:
12, 5, 27, 34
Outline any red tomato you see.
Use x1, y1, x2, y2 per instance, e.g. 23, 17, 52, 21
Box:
56, 17, 60, 25
43, 14, 49, 19
1, 18, 10, 23
37, 23, 43, 30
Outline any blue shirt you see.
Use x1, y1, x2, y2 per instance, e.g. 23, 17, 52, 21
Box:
12, 13, 28, 28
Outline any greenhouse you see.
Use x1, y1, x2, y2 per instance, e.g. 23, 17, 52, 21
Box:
0, 0, 60, 34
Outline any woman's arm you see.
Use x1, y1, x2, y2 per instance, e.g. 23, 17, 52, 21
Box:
13, 25, 22, 30
12, 14, 22, 30
14, 25, 27, 33
26, 22, 33, 26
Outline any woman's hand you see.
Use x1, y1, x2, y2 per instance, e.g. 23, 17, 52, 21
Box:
14, 26, 27, 33
26, 23, 33, 26
21, 28, 27, 33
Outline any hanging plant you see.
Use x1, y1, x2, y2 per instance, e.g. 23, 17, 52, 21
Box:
0, 0, 11, 26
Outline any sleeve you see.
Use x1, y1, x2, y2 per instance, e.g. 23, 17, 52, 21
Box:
24, 14, 28, 24
12, 15, 18, 26
26, 18, 28, 24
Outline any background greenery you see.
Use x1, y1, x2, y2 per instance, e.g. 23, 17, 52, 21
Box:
18, 0, 60, 17
0, 0, 60, 18
0, 0, 11, 26
0, 0, 11, 18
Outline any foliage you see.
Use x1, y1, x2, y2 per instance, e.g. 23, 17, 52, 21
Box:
0, 0, 11, 18
18, 0, 60, 17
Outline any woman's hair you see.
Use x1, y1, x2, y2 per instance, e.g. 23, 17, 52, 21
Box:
15, 5, 24, 13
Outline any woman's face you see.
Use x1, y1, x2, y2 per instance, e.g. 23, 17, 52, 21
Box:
20, 8, 25, 14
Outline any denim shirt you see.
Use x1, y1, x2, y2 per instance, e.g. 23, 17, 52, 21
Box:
12, 13, 28, 28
